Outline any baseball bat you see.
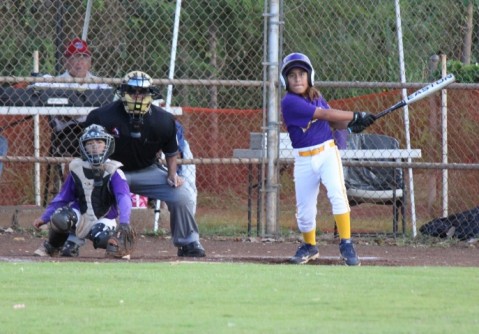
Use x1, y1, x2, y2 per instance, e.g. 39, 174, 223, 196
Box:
374, 73, 456, 120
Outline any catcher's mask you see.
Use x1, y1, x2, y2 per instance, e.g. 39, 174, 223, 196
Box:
120, 71, 154, 138
280, 52, 315, 90
79, 124, 115, 167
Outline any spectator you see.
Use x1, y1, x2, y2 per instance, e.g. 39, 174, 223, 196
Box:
84, 71, 205, 257
30, 37, 111, 156
32, 124, 132, 258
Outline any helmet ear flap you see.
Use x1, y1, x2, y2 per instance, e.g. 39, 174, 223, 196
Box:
309, 68, 315, 87
280, 72, 287, 89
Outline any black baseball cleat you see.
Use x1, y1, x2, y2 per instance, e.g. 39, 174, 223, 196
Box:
60, 241, 80, 257
42, 241, 61, 257
177, 241, 206, 257
339, 239, 360, 266
289, 243, 319, 264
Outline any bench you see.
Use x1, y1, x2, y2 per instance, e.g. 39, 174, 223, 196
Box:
234, 132, 421, 160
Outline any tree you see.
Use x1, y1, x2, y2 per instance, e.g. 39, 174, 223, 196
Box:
461, 0, 476, 64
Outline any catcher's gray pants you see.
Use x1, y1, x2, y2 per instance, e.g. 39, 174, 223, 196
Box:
125, 164, 200, 247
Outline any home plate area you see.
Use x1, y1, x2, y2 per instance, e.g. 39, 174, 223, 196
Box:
0, 231, 478, 267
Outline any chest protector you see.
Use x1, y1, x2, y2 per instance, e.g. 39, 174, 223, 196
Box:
69, 158, 123, 238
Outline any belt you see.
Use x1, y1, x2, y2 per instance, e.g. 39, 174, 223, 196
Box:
298, 141, 335, 157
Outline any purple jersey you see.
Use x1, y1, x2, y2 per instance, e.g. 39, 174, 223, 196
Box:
41, 170, 131, 224
281, 92, 334, 148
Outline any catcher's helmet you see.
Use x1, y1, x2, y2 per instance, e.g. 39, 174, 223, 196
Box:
119, 71, 154, 116
280, 53, 315, 90
79, 124, 115, 166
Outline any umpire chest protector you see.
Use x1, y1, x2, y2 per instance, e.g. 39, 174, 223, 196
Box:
85, 100, 178, 171
69, 158, 122, 238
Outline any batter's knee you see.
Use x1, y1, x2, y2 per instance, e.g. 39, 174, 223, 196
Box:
328, 188, 350, 214
296, 213, 317, 233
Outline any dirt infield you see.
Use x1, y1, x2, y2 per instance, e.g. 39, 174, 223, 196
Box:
1, 229, 478, 267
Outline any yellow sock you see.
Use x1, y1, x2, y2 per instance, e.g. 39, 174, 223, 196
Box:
334, 212, 351, 239
303, 229, 316, 245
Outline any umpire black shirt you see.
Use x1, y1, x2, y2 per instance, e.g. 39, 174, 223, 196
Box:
84, 100, 178, 171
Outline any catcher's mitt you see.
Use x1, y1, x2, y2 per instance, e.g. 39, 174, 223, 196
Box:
106, 223, 136, 258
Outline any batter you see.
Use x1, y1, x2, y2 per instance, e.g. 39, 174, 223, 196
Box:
280, 52, 375, 265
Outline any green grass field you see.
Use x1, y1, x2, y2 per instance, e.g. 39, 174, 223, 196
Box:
1, 262, 478, 333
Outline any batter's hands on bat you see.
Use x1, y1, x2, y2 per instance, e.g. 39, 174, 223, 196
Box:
347, 111, 376, 133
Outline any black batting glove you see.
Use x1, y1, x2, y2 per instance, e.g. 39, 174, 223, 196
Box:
347, 111, 376, 133
361, 112, 376, 127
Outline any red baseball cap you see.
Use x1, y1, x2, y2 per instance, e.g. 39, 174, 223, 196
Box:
64, 38, 91, 57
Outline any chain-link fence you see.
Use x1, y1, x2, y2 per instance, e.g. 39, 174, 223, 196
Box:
1, 0, 479, 238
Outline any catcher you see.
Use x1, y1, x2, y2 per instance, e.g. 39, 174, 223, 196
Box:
32, 124, 135, 258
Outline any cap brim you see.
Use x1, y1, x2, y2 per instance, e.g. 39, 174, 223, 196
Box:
65, 52, 91, 57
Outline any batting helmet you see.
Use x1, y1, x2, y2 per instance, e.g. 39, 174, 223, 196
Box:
119, 71, 154, 116
280, 53, 315, 90
79, 124, 115, 166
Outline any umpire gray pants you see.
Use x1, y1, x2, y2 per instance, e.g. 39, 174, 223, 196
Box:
125, 164, 200, 247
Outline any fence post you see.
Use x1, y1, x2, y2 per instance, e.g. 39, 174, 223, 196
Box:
265, 0, 281, 237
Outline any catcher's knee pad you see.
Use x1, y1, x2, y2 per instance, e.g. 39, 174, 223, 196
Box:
50, 207, 77, 233
88, 223, 114, 249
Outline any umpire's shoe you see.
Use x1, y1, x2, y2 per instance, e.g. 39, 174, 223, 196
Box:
177, 241, 206, 257
289, 243, 319, 264
61, 241, 80, 257
339, 239, 360, 266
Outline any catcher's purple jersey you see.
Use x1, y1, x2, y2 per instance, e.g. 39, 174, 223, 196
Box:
41, 169, 131, 224
281, 92, 334, 148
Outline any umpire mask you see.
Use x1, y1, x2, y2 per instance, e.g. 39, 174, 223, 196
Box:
120, 71, 154, 138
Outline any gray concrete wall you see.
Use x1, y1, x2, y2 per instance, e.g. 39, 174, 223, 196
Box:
0, 205, 169, 234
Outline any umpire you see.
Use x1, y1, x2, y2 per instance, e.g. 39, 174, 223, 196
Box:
84, 71, 205, 257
